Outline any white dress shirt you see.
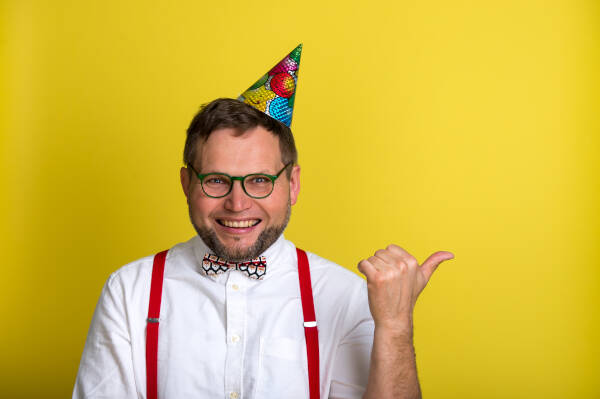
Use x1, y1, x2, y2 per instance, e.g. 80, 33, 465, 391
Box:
73, 235, 374, 399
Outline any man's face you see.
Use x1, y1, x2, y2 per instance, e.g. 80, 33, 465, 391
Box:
180, 126, 300, 261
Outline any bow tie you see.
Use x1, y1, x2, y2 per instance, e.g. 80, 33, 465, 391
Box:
201, 254, 267, 280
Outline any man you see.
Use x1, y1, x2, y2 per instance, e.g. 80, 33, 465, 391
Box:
73, 46, 453, 399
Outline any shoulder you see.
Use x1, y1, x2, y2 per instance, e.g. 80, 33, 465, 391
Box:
288, 243, 367, 301
86, 238, 198, 332
304, 250, 365, 287
106, 238, 195, 292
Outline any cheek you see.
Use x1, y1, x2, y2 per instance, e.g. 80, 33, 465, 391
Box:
189, 193, 219, 218
262, 191, 289, 217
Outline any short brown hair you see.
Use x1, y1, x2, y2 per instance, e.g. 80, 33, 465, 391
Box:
183, 98, 298, 174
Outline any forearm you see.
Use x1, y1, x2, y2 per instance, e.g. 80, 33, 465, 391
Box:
357, 244, 453, 399
363, 323, 421, 399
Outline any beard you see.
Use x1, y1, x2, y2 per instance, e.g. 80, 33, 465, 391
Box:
189, 201, 291, 262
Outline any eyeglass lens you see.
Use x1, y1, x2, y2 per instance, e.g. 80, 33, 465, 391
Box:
202, 174, 274, 198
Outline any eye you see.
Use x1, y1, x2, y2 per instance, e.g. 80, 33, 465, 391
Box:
246, 175, 272, 185
204, 175, 229, 185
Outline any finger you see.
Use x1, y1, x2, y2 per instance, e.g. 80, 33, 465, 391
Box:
385, 244, 419, 267
420, 251, 454, 282
373, 249, 395, 265
357, 259, 378, 281
367, 255, 387, 270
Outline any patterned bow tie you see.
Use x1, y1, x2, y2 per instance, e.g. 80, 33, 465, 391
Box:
201, 254, 267, 280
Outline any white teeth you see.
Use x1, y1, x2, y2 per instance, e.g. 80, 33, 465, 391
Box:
221, 220, 258, 228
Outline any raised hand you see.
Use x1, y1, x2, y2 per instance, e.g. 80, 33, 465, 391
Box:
357, 244, 454, 333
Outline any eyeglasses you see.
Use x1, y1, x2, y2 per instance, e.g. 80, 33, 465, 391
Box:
188, 162, 293, 199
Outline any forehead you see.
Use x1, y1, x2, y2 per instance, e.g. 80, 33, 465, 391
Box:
198, 126, 282, 173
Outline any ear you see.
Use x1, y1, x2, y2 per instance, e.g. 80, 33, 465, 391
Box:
180, 166, 191, 199
289, 164, 301, 205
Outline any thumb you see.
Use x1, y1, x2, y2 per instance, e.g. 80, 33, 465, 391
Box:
420, 251, 454, 282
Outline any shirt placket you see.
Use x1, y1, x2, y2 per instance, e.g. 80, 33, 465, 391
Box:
224, 271, 247, 399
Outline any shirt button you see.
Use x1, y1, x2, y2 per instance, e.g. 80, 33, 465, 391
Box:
232, 284, 239, 291
229, 392, 239, 399
231, 334, 240, 343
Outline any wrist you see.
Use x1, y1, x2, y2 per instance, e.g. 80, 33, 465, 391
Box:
374, 320, 414, 342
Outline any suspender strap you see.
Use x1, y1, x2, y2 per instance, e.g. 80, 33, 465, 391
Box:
145, 248, 319, 399
146, 249, 168, 399
296, 248, 320, 399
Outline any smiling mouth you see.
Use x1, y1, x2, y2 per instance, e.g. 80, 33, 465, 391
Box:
217, 219, 261, 228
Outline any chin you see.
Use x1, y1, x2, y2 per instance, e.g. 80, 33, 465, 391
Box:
219, 236, 258, 251
189, 203, 291, 262
193, 221, 286, 262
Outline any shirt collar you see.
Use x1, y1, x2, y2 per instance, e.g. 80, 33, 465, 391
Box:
190, 234, 289, 281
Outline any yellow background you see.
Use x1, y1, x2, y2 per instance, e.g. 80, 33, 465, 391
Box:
2, 0, 599, 397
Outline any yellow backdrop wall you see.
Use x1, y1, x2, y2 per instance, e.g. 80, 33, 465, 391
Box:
2, 0, 599, 397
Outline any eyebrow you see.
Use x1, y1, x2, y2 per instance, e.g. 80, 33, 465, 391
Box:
197, 169, 275, 175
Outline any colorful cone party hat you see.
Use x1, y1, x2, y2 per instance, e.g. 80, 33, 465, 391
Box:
237, 44, 302, 127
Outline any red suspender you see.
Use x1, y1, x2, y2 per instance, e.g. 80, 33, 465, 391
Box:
146, 249, 168, 399
296, 248, 321, 399
146, 248, 320, 399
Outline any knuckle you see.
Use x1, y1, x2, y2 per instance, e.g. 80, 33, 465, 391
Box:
372, 274, 384, 284
386, 268, 400, 280
386, 244, 406, 254
386, 244, 418, 266
384, 267, 399, 280
397, 260, 408, 273
374, 249, 387, 258
386, 244, 400, 251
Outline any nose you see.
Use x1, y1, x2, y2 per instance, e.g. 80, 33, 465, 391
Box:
224, 180, 251, 212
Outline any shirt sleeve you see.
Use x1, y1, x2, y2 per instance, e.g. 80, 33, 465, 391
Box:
72, 272, 139, 399
328, 280, 374, 399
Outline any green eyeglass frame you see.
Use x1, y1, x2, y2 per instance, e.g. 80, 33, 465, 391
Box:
187, 162, 293, 199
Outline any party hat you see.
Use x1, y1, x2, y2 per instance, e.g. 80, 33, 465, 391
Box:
237, 44, 302, 127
